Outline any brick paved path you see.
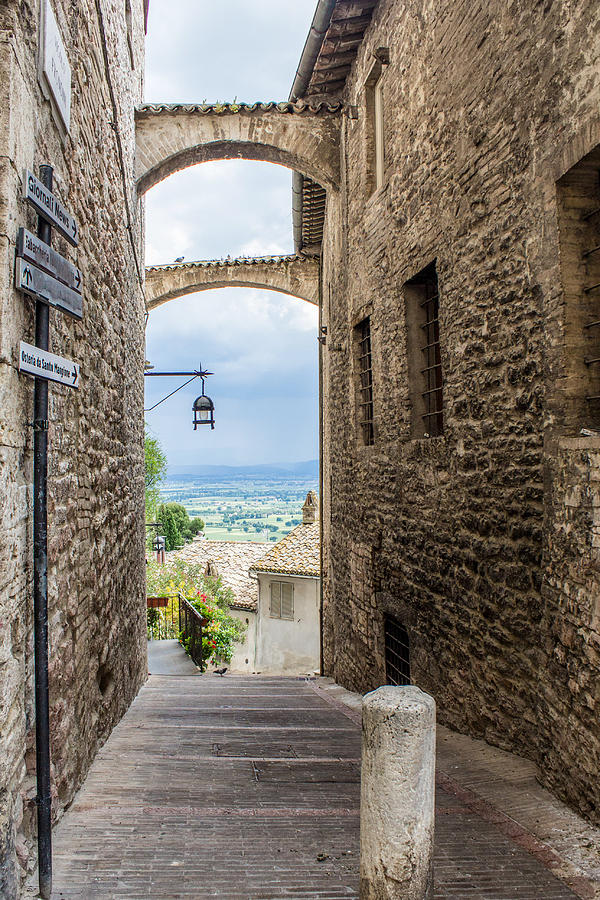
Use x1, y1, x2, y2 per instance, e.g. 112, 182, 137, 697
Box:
44, 674, 598, 899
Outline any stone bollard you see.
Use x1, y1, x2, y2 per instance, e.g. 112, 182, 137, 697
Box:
360, 686, 436, 900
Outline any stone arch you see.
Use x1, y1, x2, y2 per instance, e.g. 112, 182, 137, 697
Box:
135, 101, 342, 196
145, 255, 320, 310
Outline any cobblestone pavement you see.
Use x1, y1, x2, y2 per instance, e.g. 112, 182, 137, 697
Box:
42, 674, 599, 899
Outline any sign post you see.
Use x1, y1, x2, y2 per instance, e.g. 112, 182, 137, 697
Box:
17, 163, 83, 900
31, 164, 54, 900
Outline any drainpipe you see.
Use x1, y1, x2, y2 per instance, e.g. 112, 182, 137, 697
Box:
33, 164, 53, 900
318, 257, 325, 675
289, 0, 337, 253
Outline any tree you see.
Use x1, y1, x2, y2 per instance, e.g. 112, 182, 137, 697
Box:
144, 426, 167, 521
157, 502, 205, 551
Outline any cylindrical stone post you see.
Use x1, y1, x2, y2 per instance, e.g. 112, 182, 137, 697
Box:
360, 686, 436, 900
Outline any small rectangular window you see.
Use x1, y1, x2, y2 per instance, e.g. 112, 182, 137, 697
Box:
384, 616, 410, 686
374, 75, 385, 190
270, 581, 294, 620
356, 317, 375, 446
404, 262, 444, 438
365, 65, 386, 195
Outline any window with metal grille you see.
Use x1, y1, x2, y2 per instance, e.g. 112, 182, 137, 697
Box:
404, 262, 444, 438
356, 317, 375, 445
269, 581, 294, 620
384, 616, 411, 686
556, 149, 600, 429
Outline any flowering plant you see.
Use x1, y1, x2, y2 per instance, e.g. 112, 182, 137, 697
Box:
146, 559, 246, 665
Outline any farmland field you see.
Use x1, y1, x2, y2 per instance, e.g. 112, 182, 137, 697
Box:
159, 467, 319, 543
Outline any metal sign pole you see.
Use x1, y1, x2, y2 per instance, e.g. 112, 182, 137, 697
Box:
33, 162, 53, 900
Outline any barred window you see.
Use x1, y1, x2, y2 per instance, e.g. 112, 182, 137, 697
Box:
270, 581, 294, 620
384, 616, 411, 686
356, 317, 375, 446
404, 262, 444, 438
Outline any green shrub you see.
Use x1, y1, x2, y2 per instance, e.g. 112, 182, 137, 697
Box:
146, 558, 245, 665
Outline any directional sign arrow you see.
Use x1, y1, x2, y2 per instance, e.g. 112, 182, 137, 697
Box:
15, 258, 83, 319
17, 228, 82, 295
19, 341, 80, 389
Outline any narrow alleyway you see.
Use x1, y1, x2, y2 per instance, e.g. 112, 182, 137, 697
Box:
41, 664, 599, 899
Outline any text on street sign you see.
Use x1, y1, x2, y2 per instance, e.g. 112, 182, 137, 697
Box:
24, 169, 78, 246
15, 258, 83, 319
17, 228, 82, 294
19, 341, 80, 389
40, 0, 71, 131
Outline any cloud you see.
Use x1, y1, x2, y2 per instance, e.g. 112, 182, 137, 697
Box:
143, 0, 320, 467
145, 1, 317, 104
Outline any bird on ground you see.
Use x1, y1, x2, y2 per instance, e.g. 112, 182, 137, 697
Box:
174, 256, 185, 263
214, 667, 228, 676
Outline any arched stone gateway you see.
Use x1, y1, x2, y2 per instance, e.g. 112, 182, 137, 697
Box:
135, 101, 342, 196
145, 255, 320, 309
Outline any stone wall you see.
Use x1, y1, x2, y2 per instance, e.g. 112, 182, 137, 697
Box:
0, 0, 147, 893
540, 438, 600, 821
320, 0, 600, 821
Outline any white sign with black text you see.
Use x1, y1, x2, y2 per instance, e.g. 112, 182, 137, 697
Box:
19, 341, 80, 389
40, 0, 71, 132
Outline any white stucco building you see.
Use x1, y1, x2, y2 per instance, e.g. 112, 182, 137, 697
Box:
250, 493, 320, 675
172, 492, 321, 675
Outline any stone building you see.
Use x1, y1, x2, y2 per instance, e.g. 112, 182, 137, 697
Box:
2, 0, 600, 892
0, 0, 147, 893
290, 0, 600, 823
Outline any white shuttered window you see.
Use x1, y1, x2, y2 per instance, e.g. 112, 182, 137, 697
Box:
270, 581, 294, 620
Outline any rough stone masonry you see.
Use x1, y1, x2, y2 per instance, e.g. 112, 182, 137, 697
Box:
0, 0, 147, 894
315, 0, 600, 824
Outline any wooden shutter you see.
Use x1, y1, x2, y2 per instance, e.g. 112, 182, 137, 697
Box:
270, 581, 281, 617
280, 583, 294, 620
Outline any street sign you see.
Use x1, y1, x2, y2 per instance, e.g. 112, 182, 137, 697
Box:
15, 258, 83, 319
23, 170, 78, 246
19, 341, 80, 389
17, 228, 82, 294
40, 0, 71, 131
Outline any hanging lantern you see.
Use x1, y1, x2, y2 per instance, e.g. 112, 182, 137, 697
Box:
192, 381, 215, 430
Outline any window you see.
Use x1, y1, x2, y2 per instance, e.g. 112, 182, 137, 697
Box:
556, 147, 600, 429
365, 64, 386, 194
374, 75, 385, 190
384, 616, 410, 686
404, 262, 444, 438
355, 317, 375, 445
270, 581, 294, 620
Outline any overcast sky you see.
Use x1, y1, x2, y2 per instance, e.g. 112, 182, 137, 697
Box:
144, 1, 319, 468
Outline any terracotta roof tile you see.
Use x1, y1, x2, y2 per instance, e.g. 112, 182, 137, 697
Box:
250, 523, 320, 577
172, 540, 267, 611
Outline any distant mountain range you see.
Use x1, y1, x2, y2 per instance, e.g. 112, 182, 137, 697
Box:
167, 460, 318, 479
